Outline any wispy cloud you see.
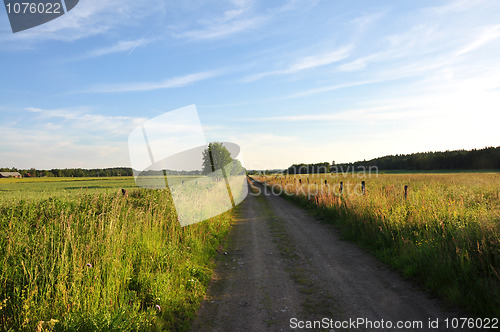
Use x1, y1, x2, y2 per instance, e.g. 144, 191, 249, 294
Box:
74, 71, 220, 94
246, 105, 420, 123
350, 11, 387, 35
177, 16, 266, 41
287, 47, 351, 73
25, 106, 145, 135
226, 132, 302, 169
456, 24, 500, 56
243, 47, 351, 81
426, 0, 483, 14
286, 79, 383, 99
0, 106, 153, 168
338, 55, 373, 72
172, 0, 266, 41
276, 0, 320, 12
75, 36, 155, 60
0, 124, 130, 168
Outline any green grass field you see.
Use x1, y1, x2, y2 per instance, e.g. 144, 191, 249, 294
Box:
255, 172, 500, 317
0, 176, 234, 331
0, 176, 202, 203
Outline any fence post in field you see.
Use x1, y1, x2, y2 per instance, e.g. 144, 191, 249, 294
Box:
324, 179, 327, 186
404, 185, 408, 199
361, 181, 366, 195
340, 181, 343, 194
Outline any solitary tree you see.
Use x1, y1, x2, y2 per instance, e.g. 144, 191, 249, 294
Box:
202, 142, 244, 181
202, 142, 233, 181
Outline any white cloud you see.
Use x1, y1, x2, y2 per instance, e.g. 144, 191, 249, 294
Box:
338, 56, 371, 72
172, 0, 266, 41
253, 106, 420, 123
286, 47, 351, 73
0, 124, 131, 169
0, 107, 149, 168
25, 106, 145, 136
456, 24, 500, 56
286, 79, 383, 99
276, 0, 319, 12
75, 71, 220, 94
243, 46, 351, 82
176, 16, 266, 40
426, 0, 484, 14
227, 132, 301, 169
76, 37, 155, 60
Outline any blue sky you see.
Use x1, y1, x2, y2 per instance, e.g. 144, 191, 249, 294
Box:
1, 0, 499, 170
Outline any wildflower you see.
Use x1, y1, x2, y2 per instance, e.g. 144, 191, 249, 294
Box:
155, 304, 161, 312
86, 263, 92, 268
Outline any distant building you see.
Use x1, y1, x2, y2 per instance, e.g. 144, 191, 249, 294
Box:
0, 172, 22, 178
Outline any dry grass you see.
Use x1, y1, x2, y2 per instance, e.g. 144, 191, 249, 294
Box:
254, 172, 500, 317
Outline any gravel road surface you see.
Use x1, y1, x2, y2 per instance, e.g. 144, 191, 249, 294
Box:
191, 179, 465, 331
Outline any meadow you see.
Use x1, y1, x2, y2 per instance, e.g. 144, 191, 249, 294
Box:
0, 177, 233, 331
253, 172, 500, 317
0, 177, 196, 203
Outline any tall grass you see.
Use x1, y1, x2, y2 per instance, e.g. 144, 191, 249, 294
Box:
254, 173, 500, 317
0, 187, 232, 331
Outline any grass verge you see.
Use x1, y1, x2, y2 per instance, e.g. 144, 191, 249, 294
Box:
0, 188, 233, 331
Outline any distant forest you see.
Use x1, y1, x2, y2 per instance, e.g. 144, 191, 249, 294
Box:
3, 146, 499, 177
0, 167, 133, 178
0, 167, 202, 178
284, 146, 500, 174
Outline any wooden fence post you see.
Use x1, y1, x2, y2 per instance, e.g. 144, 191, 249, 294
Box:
361, 181, 366, 195
340, 181, 343, 194
404, 185, 408, 199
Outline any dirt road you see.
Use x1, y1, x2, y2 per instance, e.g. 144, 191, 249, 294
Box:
191, 179, 465, 331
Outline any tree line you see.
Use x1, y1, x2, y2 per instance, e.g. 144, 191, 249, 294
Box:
0, 167, 135, 178
281, 146, 500, 174
1, 143, 241, 179
337, 146, 500, 171
4, 146, 498, 178
0, 167, 211, 178
285, 162, 331, 174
